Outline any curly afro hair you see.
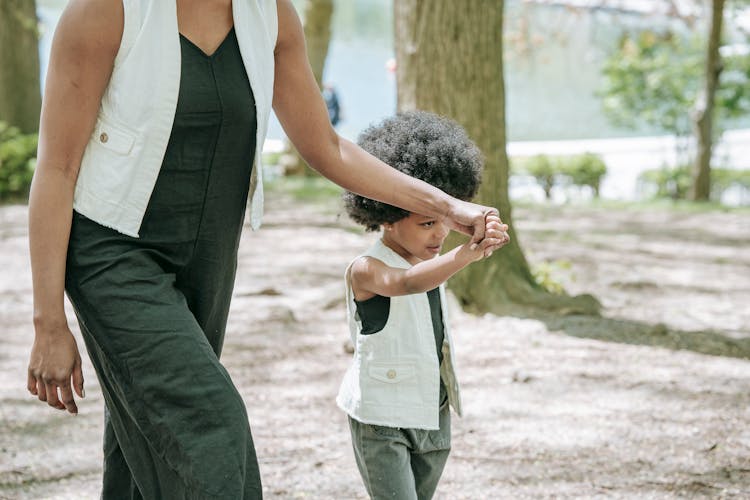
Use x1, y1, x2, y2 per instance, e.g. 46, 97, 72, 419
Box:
344, 110, 483, 231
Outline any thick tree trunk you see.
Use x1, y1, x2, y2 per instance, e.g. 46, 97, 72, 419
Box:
0, 0, 41, 133
690, 0, 724, 201
284, 0, 334, 176
394, 0, 598, 315
303, 0, 333, 90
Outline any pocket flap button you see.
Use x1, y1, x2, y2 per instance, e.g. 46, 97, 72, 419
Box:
100, 132, 109, 143
386, 369, 397, 379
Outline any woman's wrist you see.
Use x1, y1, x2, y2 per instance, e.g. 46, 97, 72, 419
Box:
443, 196, 462, 223
32, 309, 69, 334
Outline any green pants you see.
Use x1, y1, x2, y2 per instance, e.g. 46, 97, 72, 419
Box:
66, 211, 260, 500
348, 403, 451, 500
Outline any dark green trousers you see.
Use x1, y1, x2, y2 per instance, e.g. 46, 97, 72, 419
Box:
66, 211, 259, 500
348, 402, 451, 500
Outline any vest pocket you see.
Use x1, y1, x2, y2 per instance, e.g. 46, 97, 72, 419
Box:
93, 117, 137, 155
367, 362, 416, 384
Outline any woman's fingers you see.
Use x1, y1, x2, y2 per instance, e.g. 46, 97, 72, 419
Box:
469, 214, 488, 247
474, 211, 511, 257
486, 221, 507, 231
484, 222, 510, 244
72, 357, 85, 399
59, 379, 79, 414
27, 370, 38, 395
36, 379, 47, 402
44, 380, 65, 410
485, 214, 502, 225
33, 367, 78, 412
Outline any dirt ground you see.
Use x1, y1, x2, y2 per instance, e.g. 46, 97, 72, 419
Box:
1, 183, 749, 499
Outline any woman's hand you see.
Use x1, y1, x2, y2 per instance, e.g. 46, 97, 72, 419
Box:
447, 200, 510, 253
456, 214, 511, 261
27, 321, 85, 415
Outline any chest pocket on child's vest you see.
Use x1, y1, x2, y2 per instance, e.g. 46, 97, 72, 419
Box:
368, 362, 416, 384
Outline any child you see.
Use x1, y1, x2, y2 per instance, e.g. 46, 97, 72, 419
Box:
336, 111, 509, 499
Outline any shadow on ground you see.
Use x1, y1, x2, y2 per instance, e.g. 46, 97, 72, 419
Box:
529, 311, 750, 360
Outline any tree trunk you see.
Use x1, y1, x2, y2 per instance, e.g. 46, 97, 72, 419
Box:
303, 0, 333, 90
0, 0, 41, 133
690, 0, 724, 202
394, 0, 598, 315
284, 0, 334, 176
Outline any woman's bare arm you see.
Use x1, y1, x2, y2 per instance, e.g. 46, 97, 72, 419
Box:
272, 0, 504, 246
27, 0, 123, 414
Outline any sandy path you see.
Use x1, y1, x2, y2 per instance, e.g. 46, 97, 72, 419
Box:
1, 190, 748, 499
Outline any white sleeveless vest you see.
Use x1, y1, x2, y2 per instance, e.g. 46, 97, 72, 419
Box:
73, 0, 278, 237
336, 239, 462, 431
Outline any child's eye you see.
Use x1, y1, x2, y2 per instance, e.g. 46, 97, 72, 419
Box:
421, 221, 435, 227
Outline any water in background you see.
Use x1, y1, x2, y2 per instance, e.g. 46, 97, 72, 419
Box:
36, 0, 749, 203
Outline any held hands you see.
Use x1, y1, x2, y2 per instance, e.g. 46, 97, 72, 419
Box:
27, 323, 85, 415
447, 200, 509, 249
459, 214, 510, 262
447, 199, 510, 260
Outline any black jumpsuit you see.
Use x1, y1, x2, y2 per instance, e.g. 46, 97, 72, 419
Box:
65, 28, 261, 499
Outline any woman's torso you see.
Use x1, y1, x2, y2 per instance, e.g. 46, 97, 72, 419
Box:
68, 27, 256, 278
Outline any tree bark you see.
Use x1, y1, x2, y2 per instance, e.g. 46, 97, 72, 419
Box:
303, 0, 334, 90
284, 0, 334, 176
394, 0, 598, 315
690, 0, 724, 201
0, 0, 41, 133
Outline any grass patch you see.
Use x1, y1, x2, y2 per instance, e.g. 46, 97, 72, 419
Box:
265, 176, 344, 203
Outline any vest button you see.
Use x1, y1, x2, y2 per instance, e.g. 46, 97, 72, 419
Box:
99, 132, 109, 143
386, 369, 396, 379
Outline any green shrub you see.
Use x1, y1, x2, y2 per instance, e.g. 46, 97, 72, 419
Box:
638, 165, 692, 200
711, 168, 750, 198
561, 153, 607, 197
513, 153, 608, 199
525, 154, 555, 199
639, 165, 749, 202
0, 122, 38, 202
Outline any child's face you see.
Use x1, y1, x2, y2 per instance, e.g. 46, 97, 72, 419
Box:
382, 213, 450, 263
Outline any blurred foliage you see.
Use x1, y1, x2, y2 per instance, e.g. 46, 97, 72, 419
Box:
638, 164, 750, 201
638, 165, 693, 200
524, 154, 556, 199
599, 29, 750, 141
600, 31, 700, 138
262, 151, 283, 167
559, 153, 607, 197
0, 121, 37, 202
513, 153, 608, 199
531, 259, 572, 295
712, 167, 750, 192
265, 175, 342, 203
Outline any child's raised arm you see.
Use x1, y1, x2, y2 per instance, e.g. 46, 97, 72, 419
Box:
351, 216, 508, 300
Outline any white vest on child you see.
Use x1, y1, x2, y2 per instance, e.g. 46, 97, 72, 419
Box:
72, 0, 278, 237
336, 239, 463, 430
